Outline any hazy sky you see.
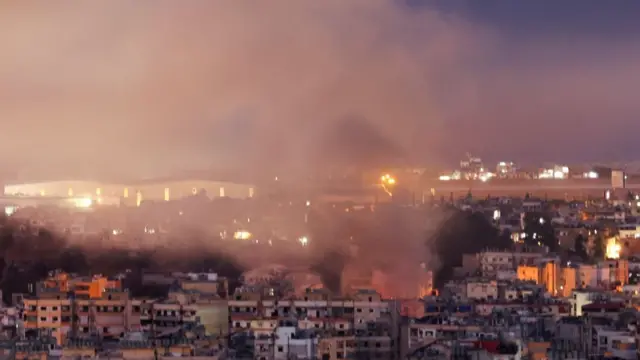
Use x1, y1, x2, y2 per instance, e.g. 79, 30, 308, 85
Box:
1, 0, 639, 180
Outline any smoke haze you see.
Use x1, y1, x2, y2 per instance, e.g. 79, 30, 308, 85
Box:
2, 1, 639, 180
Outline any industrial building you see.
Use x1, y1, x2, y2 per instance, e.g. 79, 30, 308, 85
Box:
2, 179, 256, 208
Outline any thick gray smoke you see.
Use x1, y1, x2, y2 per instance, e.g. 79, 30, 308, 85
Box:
2, 1, 639, 180
307, 205, 445, 297
315, 116, 405, 168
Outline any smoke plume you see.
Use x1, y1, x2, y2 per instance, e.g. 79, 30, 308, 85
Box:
3, 1, 640, 180
316, 116, 405, 168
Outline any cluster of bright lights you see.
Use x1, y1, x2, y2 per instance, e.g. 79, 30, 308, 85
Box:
380, 174, 396, 185
479, 172, 495, 182
497, 161, 515, 174
606, 237, 621, 259
583, 171, 599, 179
234, 230, 252, 240
441, 170, 494, 181
4, 206, 16, 217
539, 166, 569, 179
380, 174, 397, 196
72, 197, 93, 208
298, 236, 309, 246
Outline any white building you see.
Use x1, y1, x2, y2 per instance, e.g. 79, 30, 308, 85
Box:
590, 327, 637, 360
273, 327, 317, 360
618, 224, 640, 240
568, 290, 614, 316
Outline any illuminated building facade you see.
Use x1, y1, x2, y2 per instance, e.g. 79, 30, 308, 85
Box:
538, 165, 570, 179
40, 272, 122, 299
3, 179, 256, 208
496, 161, 517, 178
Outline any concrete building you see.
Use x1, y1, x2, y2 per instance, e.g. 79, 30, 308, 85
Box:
478, 250, 543, 277
3, 178, 256, 207
22, 289, 135, 345
465, 281, 498, 301
577, 264, 611, 289
40, 272, 121, 299
228, 289, 398, 359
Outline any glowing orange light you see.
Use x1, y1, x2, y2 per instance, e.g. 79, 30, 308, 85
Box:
380, 174, 397, 196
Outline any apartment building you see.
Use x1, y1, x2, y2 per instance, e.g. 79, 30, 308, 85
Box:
252, 327, 318, 360
404, 320, 483, 352
73, 289, 136, 338
317, 335, 356, 360
465, 280, 498, 300
23, 288, 135, 345
142, 272, 229, 299
589, 327, 637, 359
228, 288, 399, 360
40, 272, 121, 299
478, 250, 543, 277
517, 259, 628, 298
22, 297, 73, 345
22, 272, 229, 345
229, 289, 391, 329
140, 299, 227, 336
516, 261, 562, 295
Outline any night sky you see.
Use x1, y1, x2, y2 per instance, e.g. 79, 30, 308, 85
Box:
1, 1, 639, 180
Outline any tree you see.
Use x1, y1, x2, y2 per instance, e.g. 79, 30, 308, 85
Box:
574, 234, 588, 260
628, 191, 635, 202
522, 212, 557, 251
593, 235, 605, 261
431, 209, 512, 287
